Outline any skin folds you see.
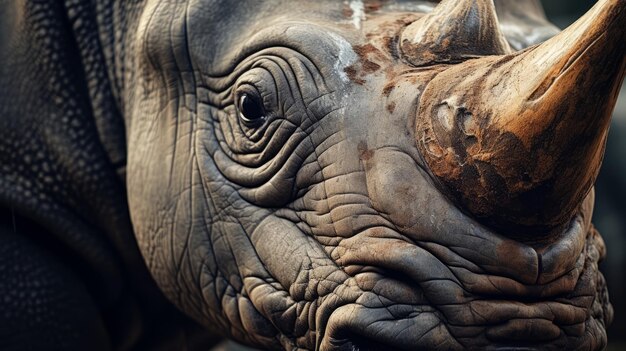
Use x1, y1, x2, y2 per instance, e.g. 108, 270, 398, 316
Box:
125, 1, 621, 350
0, 0, 621, 350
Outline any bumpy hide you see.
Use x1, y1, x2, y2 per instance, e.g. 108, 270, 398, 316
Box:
0, 0, 624, 350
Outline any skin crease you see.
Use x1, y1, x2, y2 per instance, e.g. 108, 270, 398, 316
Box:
0, 0, 620, 350
125, 0, 620, 350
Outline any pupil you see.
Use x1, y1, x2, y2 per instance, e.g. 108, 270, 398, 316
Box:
240, 94, 264, 122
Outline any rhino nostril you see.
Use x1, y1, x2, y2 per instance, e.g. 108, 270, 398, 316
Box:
321, 302, 462, 351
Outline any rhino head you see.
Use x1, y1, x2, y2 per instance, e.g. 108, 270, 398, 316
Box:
124, 0, 625, 349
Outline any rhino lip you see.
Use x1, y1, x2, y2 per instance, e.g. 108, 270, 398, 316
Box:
318, 215, 595, 350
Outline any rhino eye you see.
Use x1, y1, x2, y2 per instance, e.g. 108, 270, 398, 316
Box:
237, 92, 266, 126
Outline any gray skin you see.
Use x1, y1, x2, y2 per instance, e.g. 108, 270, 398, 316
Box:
0, 0, 615, 350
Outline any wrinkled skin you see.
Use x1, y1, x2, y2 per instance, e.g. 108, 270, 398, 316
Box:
0, 0, 619, 350
127, 1, 615, 350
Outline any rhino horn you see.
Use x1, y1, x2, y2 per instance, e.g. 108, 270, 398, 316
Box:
400, 0, 511, 67
415, 0, 626, 236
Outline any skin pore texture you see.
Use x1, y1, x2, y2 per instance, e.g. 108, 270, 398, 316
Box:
0, 0, 624, 350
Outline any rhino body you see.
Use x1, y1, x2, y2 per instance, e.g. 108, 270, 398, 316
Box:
0, 0, 624, 350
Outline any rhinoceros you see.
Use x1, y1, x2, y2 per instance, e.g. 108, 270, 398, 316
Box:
0, 0, 624, 350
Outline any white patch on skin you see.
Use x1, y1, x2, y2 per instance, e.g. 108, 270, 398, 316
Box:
349, 0, 365, 29
415, 3, 436, 13
327, 31, 358, 83
384, 2, 435, 13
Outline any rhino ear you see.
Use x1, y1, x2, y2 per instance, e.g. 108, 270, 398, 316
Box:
400, 0, 511, 67
494, 0, 561, 50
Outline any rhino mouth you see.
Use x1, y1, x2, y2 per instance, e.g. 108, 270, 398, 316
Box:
315, 215, 610, 350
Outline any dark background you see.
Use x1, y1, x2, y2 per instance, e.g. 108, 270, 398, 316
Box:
542, 0, 626, 349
